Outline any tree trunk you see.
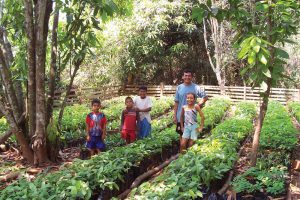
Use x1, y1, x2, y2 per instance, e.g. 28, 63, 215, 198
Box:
0, 101, 33, 162
24, 0, 36, 138
46, 5, 60, 162
216, 71, 225, 95
250, 78, 271, 166
0, 51, 21, 121
250, 1, 274, 166
32, 0, 53, 165
46, 6, 59, 127
202, 18, 226, 95
58, 59, 83, 131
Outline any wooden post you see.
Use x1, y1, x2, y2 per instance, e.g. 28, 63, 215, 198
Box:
160, 82, 164, 98
244, 85, 246, 101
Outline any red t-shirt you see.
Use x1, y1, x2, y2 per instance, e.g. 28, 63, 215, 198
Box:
121, 108, 138, 131
86, 112, 107, 136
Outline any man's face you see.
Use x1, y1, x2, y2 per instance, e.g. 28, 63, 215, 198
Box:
139, 89, 147, 99
182, 72, 192, 84
92, 103, 100, 112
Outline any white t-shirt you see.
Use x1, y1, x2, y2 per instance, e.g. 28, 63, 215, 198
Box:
133, 96, 152, 123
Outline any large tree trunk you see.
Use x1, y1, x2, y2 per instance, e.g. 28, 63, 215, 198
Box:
47, 6, 59, 127
46, 5, 59, 162
24, 0, 36, 138
32, 0, 53, 165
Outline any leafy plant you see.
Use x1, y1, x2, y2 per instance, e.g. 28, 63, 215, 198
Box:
288, 102, 300, 123
129, 101, 256, 199
233, 166, 287, 195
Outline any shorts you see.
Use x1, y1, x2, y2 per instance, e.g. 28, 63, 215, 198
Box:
121, 129, 136, 143
86, 136, 105, 150
182, 124, 198, 140
176, 122, 183, 135
138, 118, 151, 139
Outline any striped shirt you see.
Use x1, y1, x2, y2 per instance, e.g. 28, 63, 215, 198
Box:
183, 105, 197, 126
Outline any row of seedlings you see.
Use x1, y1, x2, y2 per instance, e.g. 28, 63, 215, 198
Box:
56, 96, 174, 147
107, 97, 232, 150
0, 97, 231, 200
232, 101, 298, 197
288, 101, 300, 123
128, 101, 256, 199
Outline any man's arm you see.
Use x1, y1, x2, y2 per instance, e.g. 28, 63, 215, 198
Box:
198, 96, 208, 107
180, 107, 184, 131
174, 101, 179, 123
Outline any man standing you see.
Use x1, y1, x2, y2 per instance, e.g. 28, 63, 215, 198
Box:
174, 69, 208, 138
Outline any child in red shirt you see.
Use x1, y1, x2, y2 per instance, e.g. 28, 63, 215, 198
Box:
86, 99, 107, 155
121, 97, 139, 144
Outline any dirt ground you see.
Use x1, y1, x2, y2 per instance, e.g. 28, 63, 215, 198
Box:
0, 146, 81, 190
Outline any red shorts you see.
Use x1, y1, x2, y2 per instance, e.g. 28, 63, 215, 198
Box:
121, 130, 136, 143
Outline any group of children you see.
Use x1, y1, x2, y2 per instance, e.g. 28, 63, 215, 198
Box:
85, 86, 206, 156
85, 86, 152, 155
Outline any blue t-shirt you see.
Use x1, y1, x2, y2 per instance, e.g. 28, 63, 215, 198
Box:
174, 83, 207, 122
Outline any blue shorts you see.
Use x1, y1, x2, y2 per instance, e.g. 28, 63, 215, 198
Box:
86, 136, 105, 150
138, 118, 151, 139
182, 124, 198, 140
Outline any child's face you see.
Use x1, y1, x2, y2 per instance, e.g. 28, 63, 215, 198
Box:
125, 99, 134, 108
139, 89, 147, 99
186, 94, 195, 105
92, 103, 101, 112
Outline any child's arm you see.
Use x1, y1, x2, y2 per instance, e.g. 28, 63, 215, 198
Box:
102, 115, 107, 140
102, 123, 107, 140
195, 105, 205, 132
180, 107, 184, 132
136, 109, 140, 131
86, 122, 90, 141
120, 110, 125, 130
86, 115, 90, 141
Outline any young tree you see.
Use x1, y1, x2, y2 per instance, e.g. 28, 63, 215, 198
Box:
193, 0, 235, 94
193, 0, 300, 166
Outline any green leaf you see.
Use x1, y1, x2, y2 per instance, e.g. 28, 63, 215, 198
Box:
240, 66, 249, 75
250, 38, 257, 47
258, 53, 267, 65
192, 7, 205, 23
256, 2, 269, 11
262, 68, 271, 78
247, 51, 256, 65
260, 81, 268, 92
275, 48, 289, 59
238, 44, 251, 59
253, 45, 260, 53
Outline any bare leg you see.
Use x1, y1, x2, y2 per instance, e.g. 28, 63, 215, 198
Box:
180, 138, 188, 153
88, 149, 94, 156
187, 139, 195, 148
95, 149, 101, 154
